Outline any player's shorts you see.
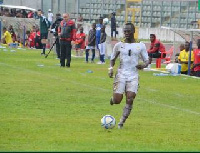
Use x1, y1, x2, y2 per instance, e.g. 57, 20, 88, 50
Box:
113, 78, 139, 94
86, 46, 95, 50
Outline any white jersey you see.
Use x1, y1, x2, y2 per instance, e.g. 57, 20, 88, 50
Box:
48, 12, 53, 22
110, 41, 148, 81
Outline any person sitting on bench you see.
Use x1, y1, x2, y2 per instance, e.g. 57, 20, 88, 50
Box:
147, 34, 166, 68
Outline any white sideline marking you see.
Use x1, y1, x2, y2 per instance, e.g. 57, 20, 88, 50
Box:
1, 62, 200, 116
138, 98, 200, 116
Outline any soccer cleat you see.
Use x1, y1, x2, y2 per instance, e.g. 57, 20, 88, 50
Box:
110, 97, 114, 105
96, 61, 102, 64
118, 123, 123, 129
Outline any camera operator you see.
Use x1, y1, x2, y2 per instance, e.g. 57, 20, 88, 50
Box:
51, 13, 63, 59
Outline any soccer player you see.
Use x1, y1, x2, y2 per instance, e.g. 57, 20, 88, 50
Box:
108, 23, 149, 129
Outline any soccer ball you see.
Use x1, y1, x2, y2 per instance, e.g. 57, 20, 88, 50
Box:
101, 115, 116, 129
103, 18, 109, 25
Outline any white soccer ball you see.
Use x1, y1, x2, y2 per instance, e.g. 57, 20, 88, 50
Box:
103, 18, 109, 25
101, 115, 116, 129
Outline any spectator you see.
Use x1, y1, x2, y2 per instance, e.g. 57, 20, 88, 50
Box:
26, 29, 36, 48
34, 11, 39, 19
111, 12, 117, 39
85, 23, 96, 63
74, 27, 86, 57
58, 13, 76, 68
192, 39, 200, 77
2, 27, 13, 44
4, 8, 10, 17
147, 34, 166, 68
10, 9, 16, 17
97, 25, 107, 64
175, 44, 185, 63
8, 25, 17, 43
178, 41, 194, 74
35, 27, 42, 49
48, 9, 54, 24
28, 11, 34, 18
37, 9, 50, 55
16, 10, 23, 18
96, 17, 104, 57
22, 9, 28, 18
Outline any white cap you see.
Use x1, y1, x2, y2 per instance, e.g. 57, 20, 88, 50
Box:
48, 9, 51, 12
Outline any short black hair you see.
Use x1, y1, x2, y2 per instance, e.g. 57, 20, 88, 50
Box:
150, 34, 156, 38
56, 13, 61, 17
3, 27, 6, 30
38, 9, 42, 11
125, 22, 135, 31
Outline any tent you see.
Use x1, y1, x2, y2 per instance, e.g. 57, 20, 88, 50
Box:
0, 4, 36, 11
161, 26, 200, 43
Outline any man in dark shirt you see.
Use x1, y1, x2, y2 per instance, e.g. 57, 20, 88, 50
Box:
58, 13, 76, 68
85, 23, 96, 63
111, 12, 117, 38
37, 9, 50, 55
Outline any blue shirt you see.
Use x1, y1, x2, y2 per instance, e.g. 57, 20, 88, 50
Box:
96, 23, 103, 38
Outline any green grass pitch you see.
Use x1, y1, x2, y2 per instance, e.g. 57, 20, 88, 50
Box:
0, 48, 200, 151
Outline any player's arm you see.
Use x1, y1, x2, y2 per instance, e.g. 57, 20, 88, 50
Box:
136, 43, 149, 70
108, 43, 120, 78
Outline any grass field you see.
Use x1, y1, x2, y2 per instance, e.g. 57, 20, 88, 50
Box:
0, 48, 200, 151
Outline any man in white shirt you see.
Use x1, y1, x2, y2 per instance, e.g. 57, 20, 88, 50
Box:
48, 9, 54, 24
108, 22, 149, 129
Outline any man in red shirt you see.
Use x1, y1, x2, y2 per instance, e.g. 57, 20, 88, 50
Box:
193, 39, 200, 77
148, 34, 166, 66
58, 13, 76, 68
74, 27, 86, 56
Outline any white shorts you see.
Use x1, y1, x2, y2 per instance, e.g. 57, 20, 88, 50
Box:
86, 46, 95, 50
113, 78, 139, 94
98, 42, 106, 55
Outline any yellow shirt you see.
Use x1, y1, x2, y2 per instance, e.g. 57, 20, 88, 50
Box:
178, 49, 194, 72
3, 31, 13, 44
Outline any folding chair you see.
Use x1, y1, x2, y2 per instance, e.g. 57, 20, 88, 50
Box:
156, 46, 174, 68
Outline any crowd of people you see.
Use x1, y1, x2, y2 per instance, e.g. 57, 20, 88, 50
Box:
0, 7, 37, 18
